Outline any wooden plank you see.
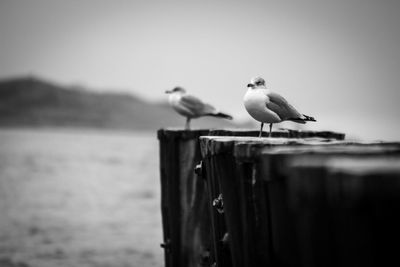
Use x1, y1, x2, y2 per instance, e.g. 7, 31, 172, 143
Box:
203, 153, 233, 267
207, 129, 345, 140
159, 130, 179, 267
201, 139, 256, 267
158, 129, 213, 267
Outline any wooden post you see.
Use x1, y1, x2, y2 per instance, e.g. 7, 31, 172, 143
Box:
199, 137, 400, 267
158, 129, 211, 267
159, 129, 345, 267
264, 150, 400, 267
199, 136, 346, 267
256, 144, 400, 267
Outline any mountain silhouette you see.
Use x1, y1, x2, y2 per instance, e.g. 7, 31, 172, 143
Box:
0, 76, 247, 131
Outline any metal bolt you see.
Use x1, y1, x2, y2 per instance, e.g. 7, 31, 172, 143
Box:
212, 194, 224, 214
160, 239, 171, 251
194, 161, 203, 176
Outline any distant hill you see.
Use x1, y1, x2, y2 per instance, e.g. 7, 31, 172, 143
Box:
0, 76, 250, 131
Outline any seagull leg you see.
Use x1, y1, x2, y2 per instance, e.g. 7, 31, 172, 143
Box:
185, 117, 191, 130
259, 123, 264, 137
269, 123, 273, 137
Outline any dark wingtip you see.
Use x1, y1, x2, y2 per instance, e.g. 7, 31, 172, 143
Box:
303, 114, 317, 121
209, 112, 233, 120
303, 114, 316, 122
289, 114, 316, 123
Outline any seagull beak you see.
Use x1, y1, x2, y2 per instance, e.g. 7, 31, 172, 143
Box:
247, 83, 254, 88
165, 90, 172, 94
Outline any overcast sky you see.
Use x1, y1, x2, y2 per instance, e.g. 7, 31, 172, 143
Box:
0, 0, 399, 140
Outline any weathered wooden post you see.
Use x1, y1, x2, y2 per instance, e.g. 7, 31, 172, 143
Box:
259, 145, 400, 267
199, 136, 400, 267
158, 129, 212, 267
158, 129, 344, 267
200, 137, 344, 267
157, 129, 260, 267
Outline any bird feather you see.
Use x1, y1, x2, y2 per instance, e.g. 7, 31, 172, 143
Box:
266, 92, 302, 120
179, 94, 217, 116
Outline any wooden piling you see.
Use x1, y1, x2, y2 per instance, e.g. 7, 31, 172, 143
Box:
158, 129, 211, 267
158, 129, 344, 267
199, 136, 400, 267
264, 151, 400, 267
200, 137, 346, 267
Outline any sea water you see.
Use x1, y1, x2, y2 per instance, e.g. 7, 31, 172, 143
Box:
0, 128, 163, 267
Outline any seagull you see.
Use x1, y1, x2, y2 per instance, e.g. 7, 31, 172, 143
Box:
165, 87, 233, 130
244, 77, 316, 137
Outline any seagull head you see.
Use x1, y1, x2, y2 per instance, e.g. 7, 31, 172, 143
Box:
247, 77, 266, 89
165, 87, 186, 94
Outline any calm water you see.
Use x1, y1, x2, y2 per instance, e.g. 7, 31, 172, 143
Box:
0, 128, 163, 267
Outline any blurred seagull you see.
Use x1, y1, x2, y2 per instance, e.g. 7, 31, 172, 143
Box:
244, 77, 316, 137
165, 87, 233, 130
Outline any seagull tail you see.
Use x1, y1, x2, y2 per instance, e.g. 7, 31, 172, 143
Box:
289, 114, 316, 123
207, 112, 233, 120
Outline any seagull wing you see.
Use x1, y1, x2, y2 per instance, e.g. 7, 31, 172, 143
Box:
179, 94, 216, 116
266, 92, 303, 121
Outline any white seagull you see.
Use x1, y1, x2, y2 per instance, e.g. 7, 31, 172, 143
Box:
244, 77, 316, 137
165, 87, 233, 130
